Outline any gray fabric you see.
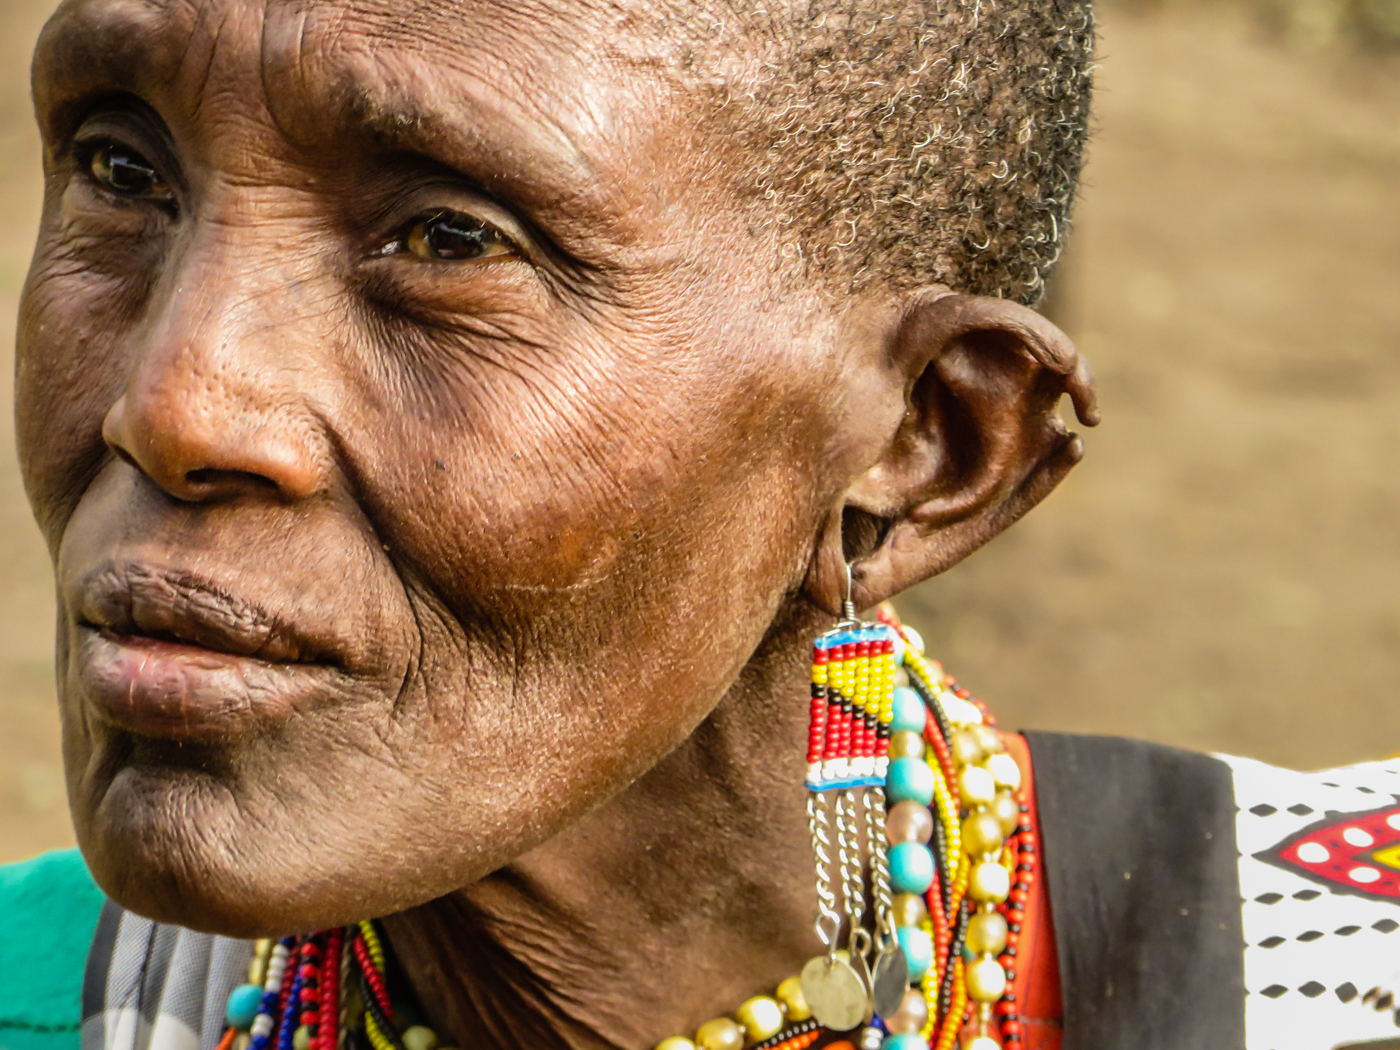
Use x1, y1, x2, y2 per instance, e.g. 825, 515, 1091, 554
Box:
81, 901, 251, 1050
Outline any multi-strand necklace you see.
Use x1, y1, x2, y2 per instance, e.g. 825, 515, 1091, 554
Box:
212, 604, 1036, 1050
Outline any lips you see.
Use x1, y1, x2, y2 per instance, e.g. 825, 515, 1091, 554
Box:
70, 563, 347, 742
78, 564, 325, 665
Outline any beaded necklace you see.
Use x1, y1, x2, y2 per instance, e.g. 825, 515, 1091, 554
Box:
213, 605, 1037, 1050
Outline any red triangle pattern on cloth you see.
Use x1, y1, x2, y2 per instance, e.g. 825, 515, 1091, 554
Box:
1257, 801, 1400, 902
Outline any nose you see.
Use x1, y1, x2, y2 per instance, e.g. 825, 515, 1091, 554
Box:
102, 252, 329, 505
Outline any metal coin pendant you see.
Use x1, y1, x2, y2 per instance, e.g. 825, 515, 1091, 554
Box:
800, 954, 868, 1032
870, 944, 910, 1020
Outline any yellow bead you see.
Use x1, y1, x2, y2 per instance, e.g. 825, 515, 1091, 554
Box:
950, 729, 984, 766
959, 766, 997, 806
775, 975, 812, 1021
985, 753, 1022, 791
233, 1036, 251, 1050
735, 996, 784, 1042
990, 792, 1020, 835
965, 956, 1007, 1002
892, 891, 929, 928
248, 939, 273, 986
695, 1017, 744, 1050
966, 910, 1009, 955
971, 725, 1004, 756
968, 860, 1010, 903
402, 1028, 438, 1050
888, 730, 926, 760
293, 1027, 312, 1050
655, 1040, 698, 1050
961, 812, 1005, 856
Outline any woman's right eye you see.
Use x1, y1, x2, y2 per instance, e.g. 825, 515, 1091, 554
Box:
87, 142, 174, 202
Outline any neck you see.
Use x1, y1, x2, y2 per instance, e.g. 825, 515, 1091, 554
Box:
385, 622, 825, 1050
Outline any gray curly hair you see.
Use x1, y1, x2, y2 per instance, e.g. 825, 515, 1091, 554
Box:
707, 0, 1096, 304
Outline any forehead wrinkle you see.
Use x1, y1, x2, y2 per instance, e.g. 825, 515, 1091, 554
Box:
258, 0, 673, 214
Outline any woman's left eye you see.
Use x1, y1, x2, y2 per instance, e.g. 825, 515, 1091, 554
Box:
88, 141, 174, 202
400, 211, 516, 263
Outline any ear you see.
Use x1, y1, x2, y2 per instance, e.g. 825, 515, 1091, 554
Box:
805, 288, 1100, 616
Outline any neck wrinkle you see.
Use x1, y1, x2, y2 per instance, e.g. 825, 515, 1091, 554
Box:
384, 618, 827, 1050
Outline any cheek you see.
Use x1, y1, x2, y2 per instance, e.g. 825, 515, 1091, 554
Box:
16, 242, 147, 547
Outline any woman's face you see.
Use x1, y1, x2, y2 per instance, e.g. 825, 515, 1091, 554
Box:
19, 0, 867, 933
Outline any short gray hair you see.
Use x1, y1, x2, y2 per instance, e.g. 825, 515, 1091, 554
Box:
713, 0, 1096, 303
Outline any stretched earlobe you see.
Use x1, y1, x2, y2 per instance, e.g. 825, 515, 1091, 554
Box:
804, 289, 1099, 617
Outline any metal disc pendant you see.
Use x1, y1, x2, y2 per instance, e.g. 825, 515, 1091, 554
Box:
870, 944, 909, 1020
800, 954, 868, 1032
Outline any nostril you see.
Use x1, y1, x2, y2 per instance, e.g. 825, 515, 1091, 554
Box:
185, 468, 280, 495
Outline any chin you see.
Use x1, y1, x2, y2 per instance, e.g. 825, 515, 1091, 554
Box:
66, 733, 528, 938
73, 761, 305, 936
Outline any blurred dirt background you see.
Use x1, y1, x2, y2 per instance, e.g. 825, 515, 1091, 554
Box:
1, 1, 1399, 863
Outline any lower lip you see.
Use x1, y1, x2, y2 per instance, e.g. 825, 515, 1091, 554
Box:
76, 628, 327, 742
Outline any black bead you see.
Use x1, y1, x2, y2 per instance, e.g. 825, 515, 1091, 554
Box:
1008, 922, 1021, 933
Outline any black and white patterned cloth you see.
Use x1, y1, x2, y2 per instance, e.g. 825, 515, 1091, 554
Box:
75, 737, 1400, 1050
81, 901, 251, 1050
1225, 756, 1400, 1050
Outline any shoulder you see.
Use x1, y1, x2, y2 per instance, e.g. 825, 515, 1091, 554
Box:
0, 849, 106, 1050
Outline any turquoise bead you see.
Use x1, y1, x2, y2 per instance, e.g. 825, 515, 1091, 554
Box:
885, 756, 935, 806
226, 983, 263, 1030
890, 687, 926, 734
896, 925, 934, 981
889, 841, 935, 895
883, 1034, 930, 1050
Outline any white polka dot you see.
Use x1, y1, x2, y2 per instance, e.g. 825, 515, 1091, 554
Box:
1387, 814, 1400, 831
1344, 827, 1376, 847
1350, 867, 1382, 884
1297, 843, 1330, 863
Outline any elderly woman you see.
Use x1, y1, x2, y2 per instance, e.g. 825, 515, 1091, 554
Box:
3, 1, 1400, 1050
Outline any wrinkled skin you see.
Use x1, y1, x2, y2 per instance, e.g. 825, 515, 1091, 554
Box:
18, 1, 1098, 1047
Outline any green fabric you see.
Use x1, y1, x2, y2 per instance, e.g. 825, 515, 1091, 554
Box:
0, 849, 104, 1050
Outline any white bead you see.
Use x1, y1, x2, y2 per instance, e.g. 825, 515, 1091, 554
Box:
251, 1016, 274, 1038
938, 694, 982, 726
966, 1038, 1001, 1050
959, 766, 997, 806
985, 753, 1022, 791
902, 626, 925, 655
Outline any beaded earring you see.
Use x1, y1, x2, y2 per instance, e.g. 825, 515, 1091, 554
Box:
797, 571, 905, 1032
793, 581, 1035, 1050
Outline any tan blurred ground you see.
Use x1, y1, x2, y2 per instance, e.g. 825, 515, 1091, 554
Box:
1, 2, 1399, 864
